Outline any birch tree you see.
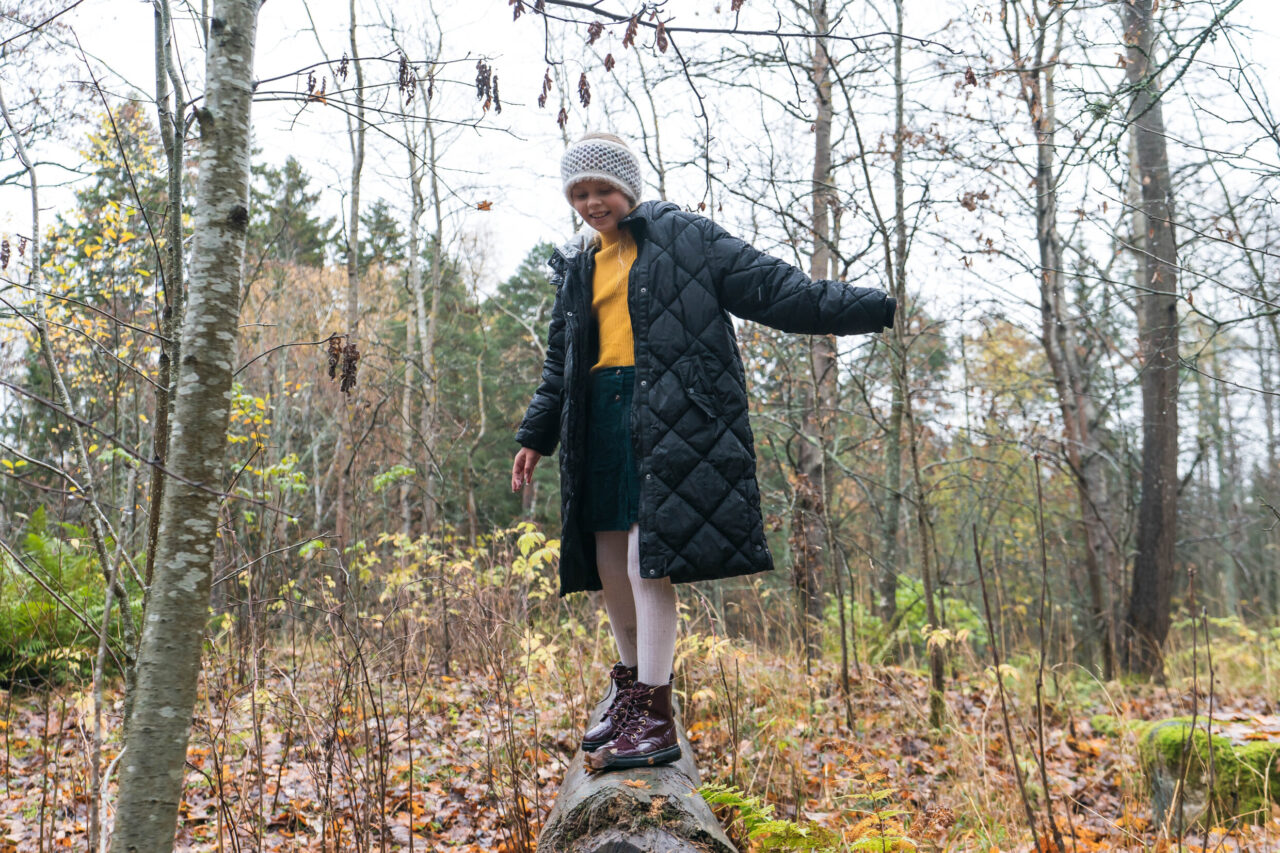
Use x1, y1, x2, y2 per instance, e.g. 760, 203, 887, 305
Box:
110, 0, 260, 847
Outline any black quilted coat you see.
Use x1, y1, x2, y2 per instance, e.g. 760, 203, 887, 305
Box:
516, 201, 896, 596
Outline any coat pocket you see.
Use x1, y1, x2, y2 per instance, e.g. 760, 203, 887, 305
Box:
676, 358, 719, 420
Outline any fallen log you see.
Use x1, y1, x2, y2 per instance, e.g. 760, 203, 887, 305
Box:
537, 689, 737, 853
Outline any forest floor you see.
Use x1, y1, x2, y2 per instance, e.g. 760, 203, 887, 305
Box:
1, 637, 1278, 852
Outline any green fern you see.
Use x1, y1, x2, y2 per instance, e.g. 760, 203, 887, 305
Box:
699, 783, 842, 852
0, 506, 141, 686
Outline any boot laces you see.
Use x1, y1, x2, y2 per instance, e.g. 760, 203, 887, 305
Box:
616, 686, 655, 740
601, 689, 629, 722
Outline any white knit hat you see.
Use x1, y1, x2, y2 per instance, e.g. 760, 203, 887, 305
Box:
560, 134, 643, 204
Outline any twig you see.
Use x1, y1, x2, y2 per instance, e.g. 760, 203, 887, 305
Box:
534, 0, 960, 53
1032, 457, 1067, 853
973, 524, 1043, 853
98, 746, 126, 853
235, 333, 342, 377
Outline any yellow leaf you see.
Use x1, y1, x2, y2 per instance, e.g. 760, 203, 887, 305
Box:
88, 444, 99, 454
105, 227, 118, 240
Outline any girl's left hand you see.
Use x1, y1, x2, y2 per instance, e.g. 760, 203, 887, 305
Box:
511, 447, 542, 492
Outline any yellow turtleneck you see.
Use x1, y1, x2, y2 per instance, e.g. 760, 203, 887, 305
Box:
591, 229, 637, 370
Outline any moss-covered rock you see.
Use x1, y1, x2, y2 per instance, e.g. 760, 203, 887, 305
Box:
1137, 717, 1280, 831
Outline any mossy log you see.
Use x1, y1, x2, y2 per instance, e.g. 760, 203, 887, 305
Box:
537, 691, 737, 853
1138, 717, 1280, 831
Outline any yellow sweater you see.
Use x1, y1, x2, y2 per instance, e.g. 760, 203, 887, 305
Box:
591, 230, 637, 370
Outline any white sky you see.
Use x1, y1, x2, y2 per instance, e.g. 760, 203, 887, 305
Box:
2, 0, 1278, 287
2, 0, 1278, 469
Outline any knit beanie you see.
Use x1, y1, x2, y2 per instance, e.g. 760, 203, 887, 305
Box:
560, 133, 643, 204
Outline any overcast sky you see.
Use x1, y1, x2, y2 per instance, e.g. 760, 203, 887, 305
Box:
2, 0, 1278, 288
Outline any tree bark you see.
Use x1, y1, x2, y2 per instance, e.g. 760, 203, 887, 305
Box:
144, 0, 186, 589
109, 1, 259, 848
793, 0, 836, 659
421, 109, 444, 535
334, 0, 366, 578
1122, 0, 1181, 678
876, 0, 912, 629
1014, 3, 1119, 679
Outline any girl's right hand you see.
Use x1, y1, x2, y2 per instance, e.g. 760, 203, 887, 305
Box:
512, 447, 542, 492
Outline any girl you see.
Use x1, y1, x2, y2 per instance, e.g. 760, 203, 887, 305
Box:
511, 132, 895, 771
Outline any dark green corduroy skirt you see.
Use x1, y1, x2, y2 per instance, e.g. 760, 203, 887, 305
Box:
585, 365, 640, 532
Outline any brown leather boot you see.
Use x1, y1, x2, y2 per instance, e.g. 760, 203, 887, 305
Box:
585, 680, 681, 771
580, 662, 637, 752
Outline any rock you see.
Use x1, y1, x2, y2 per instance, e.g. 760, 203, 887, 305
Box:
1138, 715, 1280, 831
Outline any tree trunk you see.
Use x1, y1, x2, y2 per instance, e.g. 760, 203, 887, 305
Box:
144, 0, 186, 589
400, 317, 415, 539
1018, 7, 1119, 679
537, 695, 735, 852
881, 0, 944, 727
421, 112, 444, 535
335, 0, 365, 580
109, 1, 259, 848
792, 0, 836, 659
876, 0, 913, 629
1122, 0, 1181, 678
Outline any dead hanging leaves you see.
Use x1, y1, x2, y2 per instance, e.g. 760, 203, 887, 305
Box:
305, 70, 327, 105
509, 0, 546, 20
326, 335, 360, 395
522, 6, 674, 128
397, 52, 418, 104
537, 68, 552, 108
475, 61, 501, 114
959, 189, 990, 212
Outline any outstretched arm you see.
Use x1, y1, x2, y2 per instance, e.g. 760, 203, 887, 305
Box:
700, 217, 896, 335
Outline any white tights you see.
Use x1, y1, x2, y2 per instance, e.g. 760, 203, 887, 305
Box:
595, 524, 678, 686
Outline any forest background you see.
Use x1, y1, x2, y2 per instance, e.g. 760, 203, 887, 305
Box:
1, 0, 1279, 850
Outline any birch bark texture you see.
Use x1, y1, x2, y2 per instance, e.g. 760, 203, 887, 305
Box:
110, 1, 260, 849
1121, 0, 1181, 678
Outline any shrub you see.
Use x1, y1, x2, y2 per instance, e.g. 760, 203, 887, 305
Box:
0, 507, 139, 687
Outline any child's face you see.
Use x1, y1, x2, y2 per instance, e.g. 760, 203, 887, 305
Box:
569, 180, 631, 236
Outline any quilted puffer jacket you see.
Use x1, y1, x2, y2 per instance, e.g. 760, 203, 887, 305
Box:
516, 201, 896, 596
